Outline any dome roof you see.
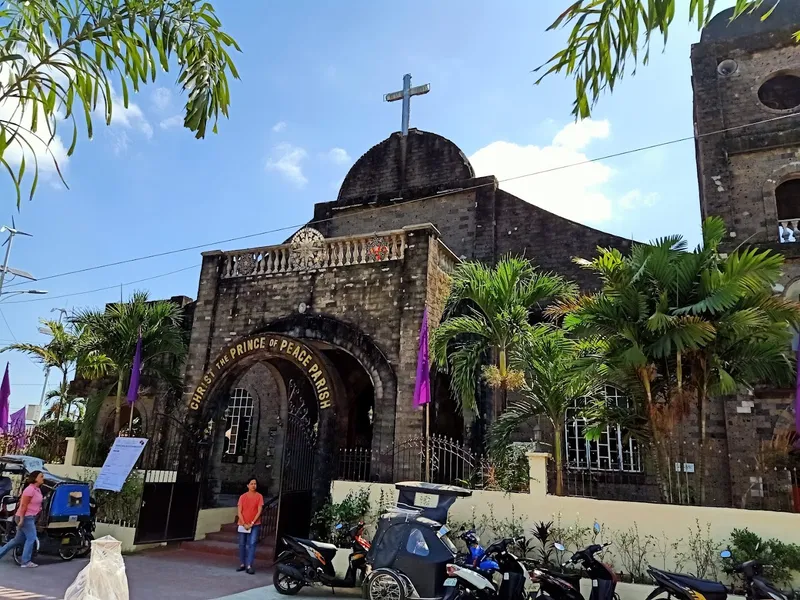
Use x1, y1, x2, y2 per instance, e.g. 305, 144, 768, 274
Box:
701, 2, 800, 43
337, 129, 474, 203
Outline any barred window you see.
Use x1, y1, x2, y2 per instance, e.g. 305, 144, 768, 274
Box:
564, 385, 641, 472
224, 388, 254, 458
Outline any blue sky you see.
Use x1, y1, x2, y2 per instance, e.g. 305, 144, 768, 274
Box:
1, 1, 728, 414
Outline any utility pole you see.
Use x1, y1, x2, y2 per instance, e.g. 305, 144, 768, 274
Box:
0, 220, 32, 299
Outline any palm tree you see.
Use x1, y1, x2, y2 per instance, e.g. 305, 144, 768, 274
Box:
490, 327, 602, 495
73, 290, 188, 435
432, 257, 577, 422
559, 217, 800, 502
2, 318, 108, 423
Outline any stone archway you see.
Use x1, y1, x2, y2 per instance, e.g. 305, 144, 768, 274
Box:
263, 314, 398, 481
187, 333, 343, 513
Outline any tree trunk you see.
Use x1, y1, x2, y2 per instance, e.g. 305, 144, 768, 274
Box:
697, 362, 708, 506
113, 371, 124, 434
554, 424, 564, 496
57, 372, 68, 425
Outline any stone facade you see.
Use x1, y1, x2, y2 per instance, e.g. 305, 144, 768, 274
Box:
691, 2, 800, 507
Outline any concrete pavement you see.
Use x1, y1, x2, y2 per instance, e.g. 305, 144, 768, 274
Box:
0, 547, 276, 599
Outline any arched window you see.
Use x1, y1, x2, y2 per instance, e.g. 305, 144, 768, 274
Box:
776, 179, 800, 243
223, 388, 254, 462
564, 385, 641, 472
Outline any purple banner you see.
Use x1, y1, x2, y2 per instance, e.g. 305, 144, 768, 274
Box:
413, 308, 430, 409
0, 363, 9, 433
127, 333, 142, 406
9, 407, 25, 451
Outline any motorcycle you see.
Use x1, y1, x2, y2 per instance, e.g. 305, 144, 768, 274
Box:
273, 521, 371, 595
457, 530, 500, 572
531, 539, 617, 600
646, 550, 791, 600
443, 535, 534, 600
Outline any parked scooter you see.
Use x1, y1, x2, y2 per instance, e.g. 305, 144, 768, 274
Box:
443, 535, 533, 600
273, 521, 371, 595
646, 550, 791, 600
530, 524, 617, 600
457, 530, 500, 572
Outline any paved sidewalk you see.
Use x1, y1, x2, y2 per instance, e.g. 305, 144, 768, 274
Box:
0, 547, 275, 599
217, 585, 361, 600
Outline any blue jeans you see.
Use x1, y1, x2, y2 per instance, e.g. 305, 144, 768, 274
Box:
238, 525, 260, 567
0, 516, 37, 564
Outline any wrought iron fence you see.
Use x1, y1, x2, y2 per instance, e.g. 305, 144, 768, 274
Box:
336, 434, 530, 492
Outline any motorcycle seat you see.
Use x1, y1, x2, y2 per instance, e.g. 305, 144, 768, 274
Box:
654, 568, 727, 598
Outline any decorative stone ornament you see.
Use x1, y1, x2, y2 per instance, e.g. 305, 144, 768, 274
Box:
367, 235, 390, 261
290, 227, 326, 270
236, 253, 257, 276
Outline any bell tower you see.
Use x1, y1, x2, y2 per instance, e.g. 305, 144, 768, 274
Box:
691, 2, 800, 253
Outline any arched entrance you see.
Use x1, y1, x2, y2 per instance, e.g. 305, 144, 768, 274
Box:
189, 334, 341, 525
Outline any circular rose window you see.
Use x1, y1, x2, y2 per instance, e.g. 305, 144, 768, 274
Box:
758, 73, 800, 110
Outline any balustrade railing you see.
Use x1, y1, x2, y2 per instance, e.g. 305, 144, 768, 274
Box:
221, 229, 408, 279
778, 218, 800, 243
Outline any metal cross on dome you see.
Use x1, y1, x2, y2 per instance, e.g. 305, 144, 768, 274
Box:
384, 73, 430, 136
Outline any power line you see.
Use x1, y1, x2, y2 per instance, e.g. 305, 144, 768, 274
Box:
2, 264, 199, 305
5, 110, 800, 292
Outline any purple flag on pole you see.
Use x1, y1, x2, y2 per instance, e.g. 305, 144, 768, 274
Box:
413, 308, 431, 409
0, 363, 9, 433
9, 407, 25, 451
127, 333, 142, 406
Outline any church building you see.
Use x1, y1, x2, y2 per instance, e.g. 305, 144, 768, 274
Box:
103, 3, 800, 547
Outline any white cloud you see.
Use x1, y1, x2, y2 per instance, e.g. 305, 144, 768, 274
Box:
553, 118, 611, 150
469, 118, 614, 223
152, 87, 172, 111
272, 121, 287, 133
619, 189, 659, 210
105, 94, 153, 139
159, 115, 183, 130
265, 143, 308, 187
325, 147, 351, 165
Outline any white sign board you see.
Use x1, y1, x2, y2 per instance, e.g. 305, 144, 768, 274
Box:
414, 492, 439, 508
94, 437, 148, 492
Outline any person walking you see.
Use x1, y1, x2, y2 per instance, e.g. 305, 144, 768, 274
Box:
0, 470, 44, 568
236, 477, 263, 575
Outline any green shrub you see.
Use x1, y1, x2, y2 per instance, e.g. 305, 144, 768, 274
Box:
310, 488, 371, 546
726, 528, 800, 586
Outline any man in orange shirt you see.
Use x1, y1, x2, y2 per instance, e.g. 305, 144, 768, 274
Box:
237, 477, 264, 574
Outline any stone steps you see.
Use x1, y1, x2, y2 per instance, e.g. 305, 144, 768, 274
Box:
182, 528, 275, 563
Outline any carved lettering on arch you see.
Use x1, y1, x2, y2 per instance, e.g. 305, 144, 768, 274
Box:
188, 334, 333, 414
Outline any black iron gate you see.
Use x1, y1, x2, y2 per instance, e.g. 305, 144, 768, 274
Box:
265, 403, 316, 548
134, 413, 210, 544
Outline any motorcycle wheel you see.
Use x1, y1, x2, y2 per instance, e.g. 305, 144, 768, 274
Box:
12, 545, 23, 566
273, 565, 304, 595
368, 571, 407, 600
59, 547, 77, 561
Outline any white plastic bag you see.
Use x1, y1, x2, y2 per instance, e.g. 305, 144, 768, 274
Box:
64, 535, 129, 600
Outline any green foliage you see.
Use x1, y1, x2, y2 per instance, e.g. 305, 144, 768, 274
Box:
310, 488, 371, 546
25, 419, 76, 462
676, 520, 720, 580
0, 0, 240, 205
449, 504, 529, 556
726, 528, 800, 586
432, 256, 576, 413
559, 217, 800, 501
478, 443, 530, 493
77, 469, 143, 527
537, 1, 797, 118
490, 327, 603, 494
530, 520, 557, 566
613, 523, 654, 583
73, 290, 188, 434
